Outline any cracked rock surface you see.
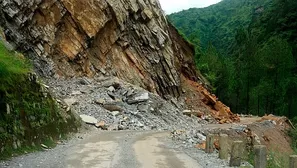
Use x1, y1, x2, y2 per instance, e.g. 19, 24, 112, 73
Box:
0, 0, 200, 97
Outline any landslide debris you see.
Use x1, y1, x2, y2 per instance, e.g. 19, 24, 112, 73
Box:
0, 0, 239, 124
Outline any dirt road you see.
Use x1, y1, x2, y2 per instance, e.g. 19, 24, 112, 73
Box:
1, 131, 202, 168
1, 118, 262, 168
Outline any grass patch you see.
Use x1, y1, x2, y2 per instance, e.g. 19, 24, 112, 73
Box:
0, 137, 58, 160
0, 42, 31, 87
0, 145, 41, 160
267, 151, 289, 168
248, 149, 290, 168
288, 117, 297, 153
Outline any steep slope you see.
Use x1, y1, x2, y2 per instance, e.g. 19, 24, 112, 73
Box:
170, 0, 297, 118
0, 0, 199, 97
169, 0, 272, 52
0, 37, 80, 159
0, 0, 240, 126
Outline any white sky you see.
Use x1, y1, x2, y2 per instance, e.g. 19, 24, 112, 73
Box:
159, 0, 222, 14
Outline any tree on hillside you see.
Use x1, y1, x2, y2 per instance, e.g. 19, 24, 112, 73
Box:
260, 37, 295, 115
198, 44, 223, 93
233, 28, 259, 114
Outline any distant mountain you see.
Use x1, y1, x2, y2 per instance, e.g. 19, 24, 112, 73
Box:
168, 0, 272, 52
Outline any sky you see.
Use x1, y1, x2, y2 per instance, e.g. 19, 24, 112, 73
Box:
159, 0, 222, 14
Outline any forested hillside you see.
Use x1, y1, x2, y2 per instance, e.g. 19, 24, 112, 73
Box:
169, 0, 297, 118
169, 0, 272, 52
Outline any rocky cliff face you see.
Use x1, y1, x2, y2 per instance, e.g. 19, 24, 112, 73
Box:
0, 0, 198, 97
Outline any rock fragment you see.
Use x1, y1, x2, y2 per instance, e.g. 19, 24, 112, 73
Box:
80, 115, 98, 124
127, 93, 149, 104
95, 121, 108, 130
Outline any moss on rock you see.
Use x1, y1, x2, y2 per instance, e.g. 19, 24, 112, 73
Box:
0, 42, 80, 159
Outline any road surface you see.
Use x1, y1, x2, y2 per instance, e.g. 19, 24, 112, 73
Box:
1, 131, 202, 168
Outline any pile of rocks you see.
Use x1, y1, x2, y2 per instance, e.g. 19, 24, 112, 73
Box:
171, 129, 207, 148
46, 76, 205, 131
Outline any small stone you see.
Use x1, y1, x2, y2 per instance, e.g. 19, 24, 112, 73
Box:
137, 122, 144, 128
107, 92, 116, 99
118, 125, 127, 130
196, 133, 206, 141
108, 124, 118, 131
110, 111, 120, 116
188, 138, 195, 144
135, 93, 149, 101
95, 99, 105, 105
141, 8, 153, 21
95, 121, 108, 130
71, 91, 82, 95
103, 104, 123, 112
127, 92, 149, 104
80, 115, 98, 124
64, 98, 78, 106
183, 110, 204, 118
107, 86, 115, 92
137, 103, 149, 112
79, 78, 91, 85
100, 78, 121, 88
183, 110, 191, 113
100, 68, 106, 75
126, 89, 135, 97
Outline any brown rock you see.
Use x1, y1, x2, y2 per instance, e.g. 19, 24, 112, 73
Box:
0, 0, 237, 124
195, 141, 206, 150
102, 104, 123, 112
183, 110, 204, 118
0, 0, 200, 97
214, 139, 220, 150
258, 114, 289, 126
95, 121, 107, 130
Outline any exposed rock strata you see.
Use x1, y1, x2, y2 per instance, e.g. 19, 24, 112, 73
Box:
0, 0, 198, 97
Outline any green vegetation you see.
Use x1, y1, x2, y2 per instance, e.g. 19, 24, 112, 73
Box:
0, 138, 56, 160
248, 149, 290, 168
169, 0, 297, 118
0, 41, 79, 159
171, 1, 297, 165
288, 118, 297, 153
0, 42, 31, 83
169, 0, 272, 53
